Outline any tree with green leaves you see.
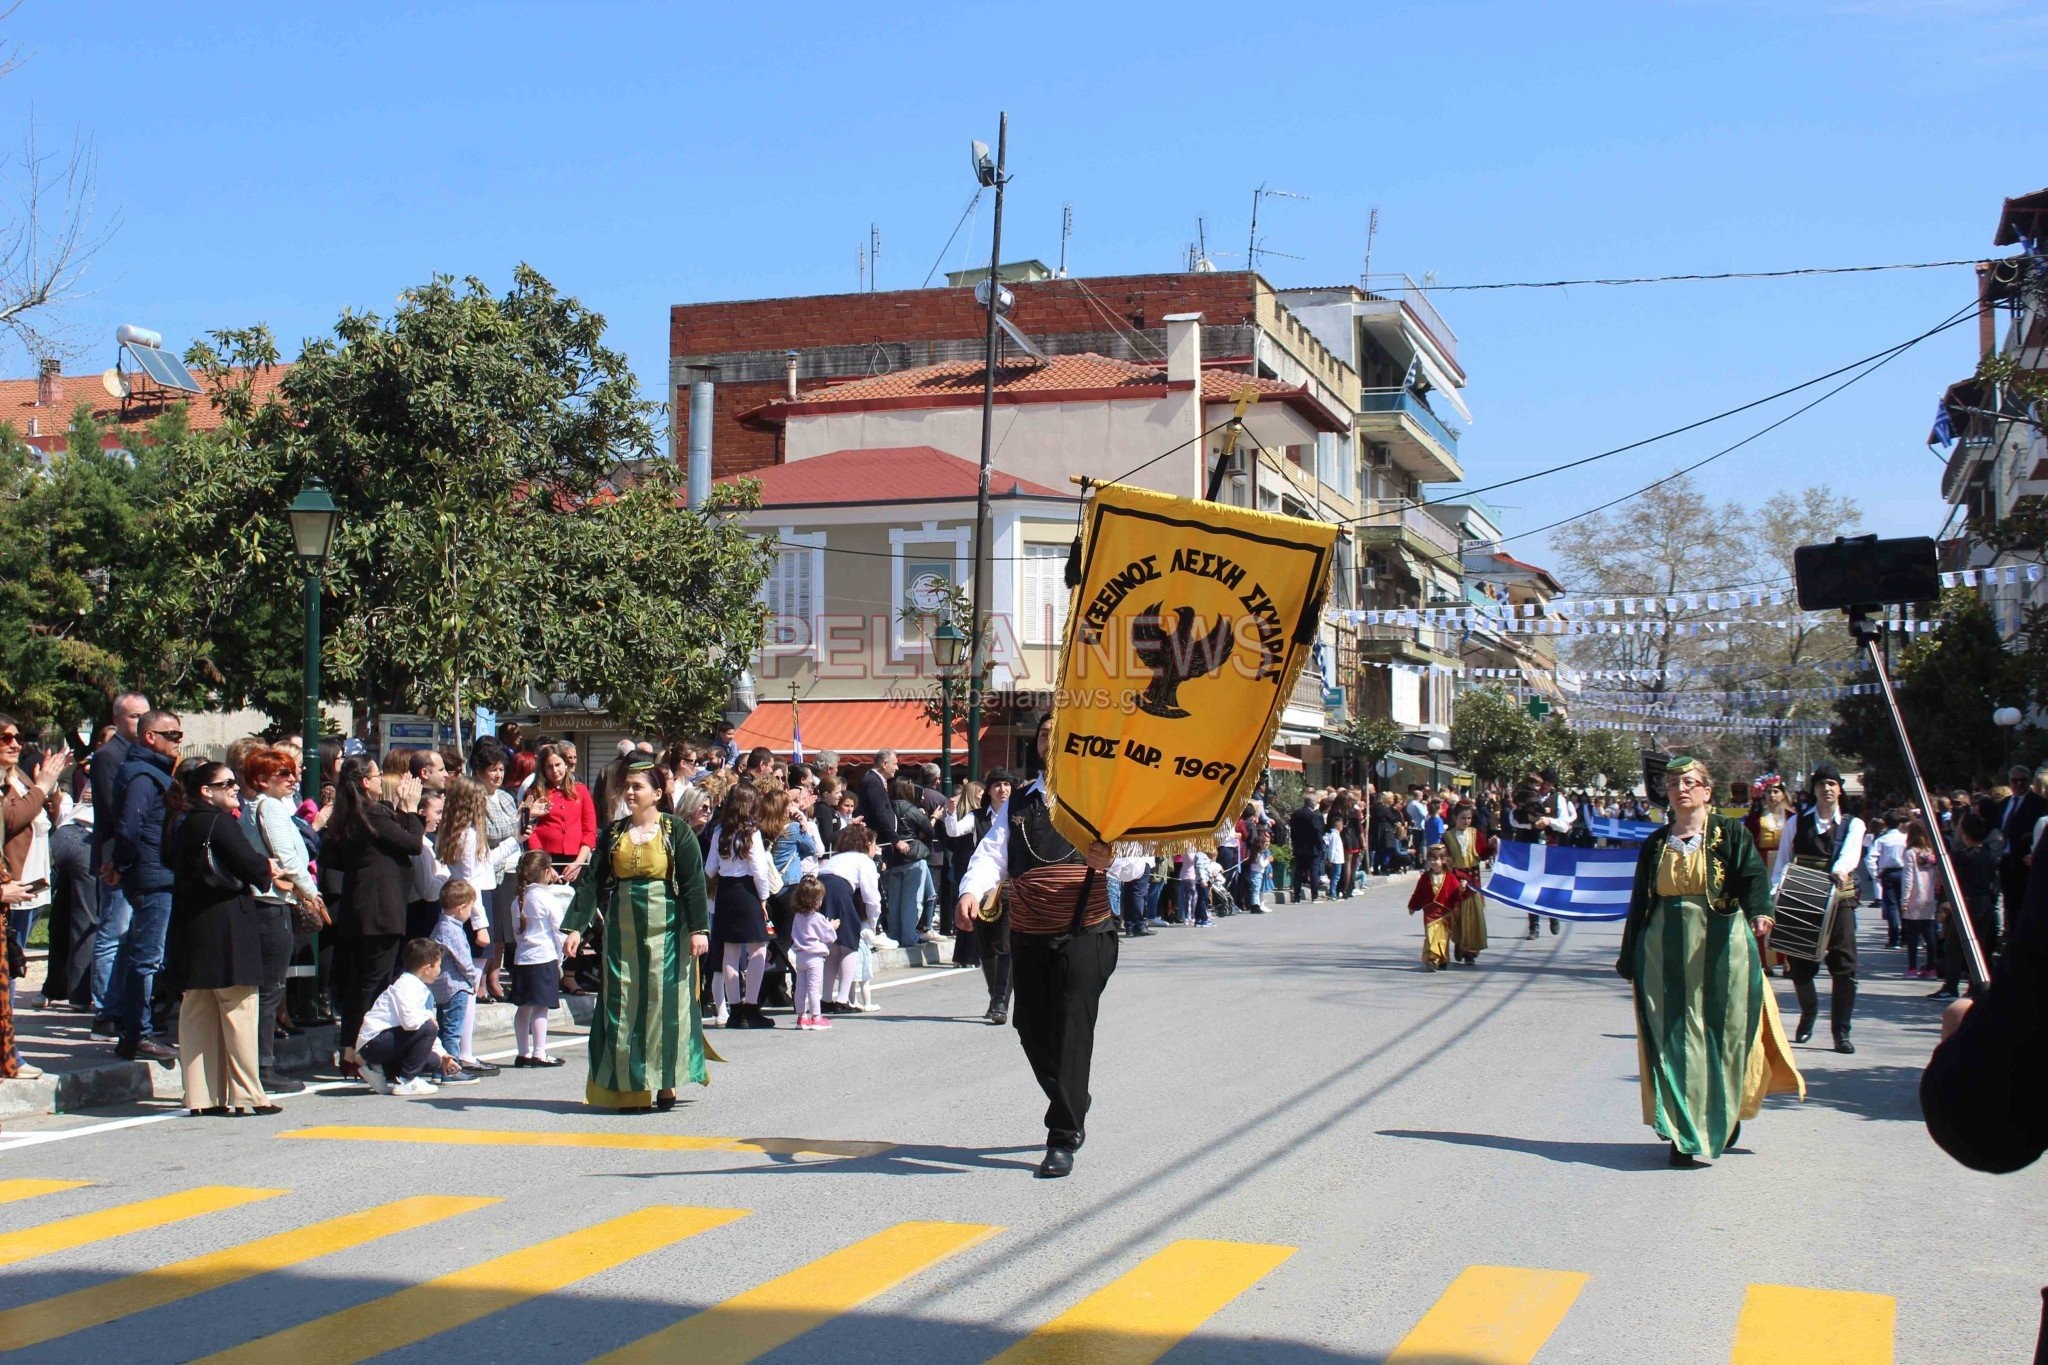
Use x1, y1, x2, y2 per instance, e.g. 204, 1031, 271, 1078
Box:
137, 265, 771, 741
1449, 685, 1540, 784
1831, 591, 2037, 796
1341, 713, 1409, 782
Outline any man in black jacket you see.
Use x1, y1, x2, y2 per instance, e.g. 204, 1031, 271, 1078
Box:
87, 692, 149, 1031
1995, 766, 2046, 936
1922, 819, 2048, 1357
855, 749, 901, 845
1289, 801, 1325, 903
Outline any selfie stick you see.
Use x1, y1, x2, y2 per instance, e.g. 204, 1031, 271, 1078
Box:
1848, 608, 1991, 992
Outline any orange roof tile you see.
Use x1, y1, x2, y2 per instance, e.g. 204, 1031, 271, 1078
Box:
0, 364, 290, 450
717, 445, 1067, 507
743, 352, 1344, 432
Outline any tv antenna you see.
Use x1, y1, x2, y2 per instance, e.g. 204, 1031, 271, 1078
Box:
1360, 206, 1380, 285
1247, 184, 1308, 272
1058, 203, 1072, 277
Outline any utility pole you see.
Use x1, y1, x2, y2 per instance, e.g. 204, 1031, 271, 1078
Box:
966, 113, 1007, 782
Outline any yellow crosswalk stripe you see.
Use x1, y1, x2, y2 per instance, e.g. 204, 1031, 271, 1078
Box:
989, 1238, 1295, 1365
0, 1178, 90, 1205
1731, 1283, 1895, 1364
0, 1186, 284, 1271
199, 1205, 746, 1365
596, 1220, 1000, 1365
281, 1124, 893, 1159
1388, 1265, 1590, 1364
0, 1194, 498, 1353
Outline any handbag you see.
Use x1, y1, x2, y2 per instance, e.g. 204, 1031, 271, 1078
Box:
194, 818, 244, 895
248, 798, 328, 933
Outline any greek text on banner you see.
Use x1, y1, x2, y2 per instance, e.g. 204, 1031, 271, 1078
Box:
1048, 482, 1337, 849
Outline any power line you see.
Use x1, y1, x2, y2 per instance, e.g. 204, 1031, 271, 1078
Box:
1347, 298, 1983, 530
1495, 306, 1978, 549
1407, 258, 1997, 292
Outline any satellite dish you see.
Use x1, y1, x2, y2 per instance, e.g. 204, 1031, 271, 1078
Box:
101, 369, 130, 398
971, 139, 996, 188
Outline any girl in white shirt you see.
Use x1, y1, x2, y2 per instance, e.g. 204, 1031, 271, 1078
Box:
440, 777, 522, 1000
706, 786, 783, 1028
819, 824, 883, 1013
510, 850, 569, 1065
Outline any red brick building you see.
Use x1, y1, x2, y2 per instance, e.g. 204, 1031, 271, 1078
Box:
668, 269, 1356, 484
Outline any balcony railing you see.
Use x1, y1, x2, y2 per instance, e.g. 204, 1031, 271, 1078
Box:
1358, 387, 1460, 457
1355, 622, 1460, 656
1357, 498, 1462, 559
1361, 274, 1460, 369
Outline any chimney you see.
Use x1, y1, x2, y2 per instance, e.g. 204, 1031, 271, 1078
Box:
686, 376, 714, 510
1162, 312, 1203, 385
36, 357, 63, 408
785, 349, 800, 401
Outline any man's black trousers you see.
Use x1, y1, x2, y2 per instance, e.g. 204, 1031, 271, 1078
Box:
1010, 924, 1118, 1144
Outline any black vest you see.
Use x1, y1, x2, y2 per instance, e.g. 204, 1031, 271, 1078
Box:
1791, 811, 1851, 864
1008, 786, 1082, 879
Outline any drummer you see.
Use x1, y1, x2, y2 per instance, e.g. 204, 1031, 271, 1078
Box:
1770, 762, 1866, 1054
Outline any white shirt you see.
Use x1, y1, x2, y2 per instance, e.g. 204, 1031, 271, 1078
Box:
445, 824, 522, 894
959, 779, 1043, 904
707, 827, 782, 900
1540, 792, 1577, 836
1866, 827, 1907, 880
516, 885, 571, 965
1772, 809, 1867, 891
7, 774, 50, 909
356, 971, 448, 1056
819, 850, 882, 927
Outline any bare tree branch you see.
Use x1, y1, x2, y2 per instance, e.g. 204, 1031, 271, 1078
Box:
0, 113, 117, 362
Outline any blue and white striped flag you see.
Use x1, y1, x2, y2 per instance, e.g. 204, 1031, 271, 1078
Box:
1589, 815, 1662, 845
1480, 842, 1637, 921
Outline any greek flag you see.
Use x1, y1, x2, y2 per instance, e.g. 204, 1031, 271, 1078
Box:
1589, 816, 1662, 844
1481, 842, 1637, 921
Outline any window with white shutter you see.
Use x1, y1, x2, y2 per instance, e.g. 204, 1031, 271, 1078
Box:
1021, 542, 1068, 645
758, 531, 823, 649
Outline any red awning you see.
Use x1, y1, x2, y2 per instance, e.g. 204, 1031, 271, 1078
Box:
734, 700, 987, 761
1266, 750, 1305, 772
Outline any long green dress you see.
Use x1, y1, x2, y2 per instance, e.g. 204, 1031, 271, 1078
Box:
1616, 814, 1803, 1158
564, 814, 715, 1109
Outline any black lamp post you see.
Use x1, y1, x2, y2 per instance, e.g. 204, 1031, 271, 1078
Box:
287, 482, 340, 803
934, 619, 967, 796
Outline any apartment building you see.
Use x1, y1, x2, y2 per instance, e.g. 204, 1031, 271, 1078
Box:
1934, 187, 2048, 642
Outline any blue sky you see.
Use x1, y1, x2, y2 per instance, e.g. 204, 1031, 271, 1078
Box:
6, 0, 2040, 573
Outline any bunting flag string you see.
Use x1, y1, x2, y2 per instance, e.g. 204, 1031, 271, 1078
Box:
1514, 684, 1879, 705
1941, 564, 2045, 589
1569, 717, 1834, 736
1335, 608, 1934, 638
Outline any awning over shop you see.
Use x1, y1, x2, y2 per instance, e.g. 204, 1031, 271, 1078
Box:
1266, 750, 1305, 773
1380, 748, 1475, 787
733, 700, 989, 761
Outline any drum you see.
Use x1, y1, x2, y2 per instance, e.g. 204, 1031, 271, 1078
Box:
1771, 862, 1840, 962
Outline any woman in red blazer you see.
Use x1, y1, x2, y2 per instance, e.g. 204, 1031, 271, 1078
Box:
523, 742, 596, 883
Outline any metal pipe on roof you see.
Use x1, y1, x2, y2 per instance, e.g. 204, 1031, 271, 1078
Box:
687, 378, 714, 511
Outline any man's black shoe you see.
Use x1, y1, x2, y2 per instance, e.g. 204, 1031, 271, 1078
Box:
1928, 987, 1958, 999
1549, 920, 1560, 935
118, 1038, 176, 1063
261, 1072, 306, 1095
1793, 1021, 1815, 1044
1833, 1035, 1856, 1055
1035, 1144, 1076, 1179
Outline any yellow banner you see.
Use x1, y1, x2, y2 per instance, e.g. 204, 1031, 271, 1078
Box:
1047, 482, 1338, 849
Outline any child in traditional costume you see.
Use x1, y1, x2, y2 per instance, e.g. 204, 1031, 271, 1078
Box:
1408, 844, 1467, 971
1443, 801, 1491, 966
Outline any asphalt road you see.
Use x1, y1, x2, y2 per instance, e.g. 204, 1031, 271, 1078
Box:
0, 879, 2039, 1363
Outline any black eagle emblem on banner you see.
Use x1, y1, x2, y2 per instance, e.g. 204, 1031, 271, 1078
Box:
1130, 603, 1236, 720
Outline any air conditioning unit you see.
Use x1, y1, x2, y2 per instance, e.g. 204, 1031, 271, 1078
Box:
1365, 444, 1393, 469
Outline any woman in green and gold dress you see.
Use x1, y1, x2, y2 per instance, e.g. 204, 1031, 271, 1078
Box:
563, 757, 713, 1112
1616, 756, 1803, 1166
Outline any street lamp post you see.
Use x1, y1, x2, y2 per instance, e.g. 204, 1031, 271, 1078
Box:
934, 620, 967, 797
965, 113, 1008, 783
1427, 733, 1447, 792
287, 482, 341, 804
1995, 705, 2024, 767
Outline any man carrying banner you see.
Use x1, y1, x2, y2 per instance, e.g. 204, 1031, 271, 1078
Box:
956, 717, 1116, 1180
1770, 761, 1865, 1053
1616, 755, 1803, 1166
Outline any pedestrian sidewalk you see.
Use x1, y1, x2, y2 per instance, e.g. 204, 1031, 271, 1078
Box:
3, 933, 958, 1118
